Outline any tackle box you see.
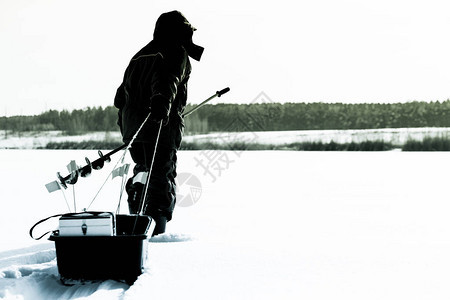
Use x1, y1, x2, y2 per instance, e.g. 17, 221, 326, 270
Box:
49, 214, 153, 284
58, 212, 114, 236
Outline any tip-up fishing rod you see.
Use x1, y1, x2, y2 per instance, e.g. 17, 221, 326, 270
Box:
46, 87, 230, 192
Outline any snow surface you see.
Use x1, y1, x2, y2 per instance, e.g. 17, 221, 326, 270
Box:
1, 149, 450, 299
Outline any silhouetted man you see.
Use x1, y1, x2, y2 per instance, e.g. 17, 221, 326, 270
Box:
114, 11, 204, 235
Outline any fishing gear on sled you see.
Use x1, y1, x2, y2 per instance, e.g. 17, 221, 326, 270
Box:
45, 87, 230, 193
31, 87, 230, 285
36, 86, 231, 236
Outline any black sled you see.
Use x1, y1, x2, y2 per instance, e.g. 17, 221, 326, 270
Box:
47, 213, 155, 285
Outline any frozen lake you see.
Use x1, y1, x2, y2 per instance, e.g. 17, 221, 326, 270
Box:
2, 127, 450, 149
1, 149, 450, 299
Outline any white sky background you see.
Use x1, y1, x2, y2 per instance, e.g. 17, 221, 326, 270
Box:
1, 0, 450, 116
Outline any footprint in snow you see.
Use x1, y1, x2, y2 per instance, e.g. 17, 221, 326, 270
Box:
149, 233, 193, 243
0, 246, 56, 279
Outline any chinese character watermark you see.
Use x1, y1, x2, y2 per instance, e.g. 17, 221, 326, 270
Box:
193, 150, 235, 183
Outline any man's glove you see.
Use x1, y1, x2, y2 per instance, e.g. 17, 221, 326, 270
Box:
149, 94, 171, 125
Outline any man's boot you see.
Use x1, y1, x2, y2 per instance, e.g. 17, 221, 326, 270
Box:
152, 215, 167, 236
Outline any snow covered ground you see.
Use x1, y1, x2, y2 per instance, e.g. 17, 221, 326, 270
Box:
2, 127, 450, 149
1, 149, 450, 299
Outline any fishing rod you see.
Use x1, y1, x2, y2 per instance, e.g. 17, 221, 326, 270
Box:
48, 87, 230, 191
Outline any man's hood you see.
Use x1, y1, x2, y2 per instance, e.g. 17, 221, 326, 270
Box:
153, 11, 204, 61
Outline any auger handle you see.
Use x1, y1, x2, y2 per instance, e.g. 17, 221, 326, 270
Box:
182, 87, 230, 117
217, 87, 230, 97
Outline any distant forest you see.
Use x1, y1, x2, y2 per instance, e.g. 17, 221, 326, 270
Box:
1, 101, 450, 135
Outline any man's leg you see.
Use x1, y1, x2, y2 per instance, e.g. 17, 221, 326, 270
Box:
125, 164, 147, 214
126, 143, 177, 235
143, 148, 177, 221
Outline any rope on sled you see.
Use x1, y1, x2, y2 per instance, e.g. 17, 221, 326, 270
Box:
86, 112, 154, 211
115, 166, 130, 215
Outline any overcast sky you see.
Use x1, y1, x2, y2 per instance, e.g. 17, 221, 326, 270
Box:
1, 0, 450, 116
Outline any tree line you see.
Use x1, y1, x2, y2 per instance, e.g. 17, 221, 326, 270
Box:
0, 106, 118, 135
1, 100, 450, 135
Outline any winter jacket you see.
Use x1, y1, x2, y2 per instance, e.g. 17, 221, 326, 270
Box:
114, 11, 202, 150
114, 42, 190, 149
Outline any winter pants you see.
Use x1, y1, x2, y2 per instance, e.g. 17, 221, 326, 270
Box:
126, 142, 177, 221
